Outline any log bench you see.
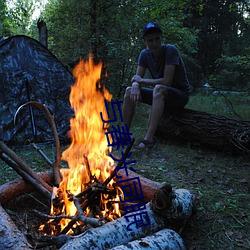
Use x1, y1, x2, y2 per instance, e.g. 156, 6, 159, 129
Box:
155, 108, 250, 154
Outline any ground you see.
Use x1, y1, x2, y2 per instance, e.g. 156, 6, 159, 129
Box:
0, 95, 249, 249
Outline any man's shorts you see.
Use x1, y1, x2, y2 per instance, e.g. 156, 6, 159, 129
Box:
140, 87, 189, 112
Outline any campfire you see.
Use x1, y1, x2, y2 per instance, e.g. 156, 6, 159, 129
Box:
39, 55, 125, 236
0, 55, 196, 249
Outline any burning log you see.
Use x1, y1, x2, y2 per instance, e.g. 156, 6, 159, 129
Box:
110, 228, 186, 250
0, 169, 161, 205
115, 169, 162, 202
59, 185, 195, 250
0, 204, 32, 249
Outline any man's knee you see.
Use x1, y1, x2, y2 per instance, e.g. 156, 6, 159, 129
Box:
153, 84, 166, 98
124, 86, 132, 99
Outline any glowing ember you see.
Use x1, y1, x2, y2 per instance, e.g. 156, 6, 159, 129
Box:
40, 55, 122, 235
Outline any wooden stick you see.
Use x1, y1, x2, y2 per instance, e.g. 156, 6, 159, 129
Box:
103, 137, 135, 186
0, 141, 53, 193
0, 152, 51, 199
32, 142, 53, 167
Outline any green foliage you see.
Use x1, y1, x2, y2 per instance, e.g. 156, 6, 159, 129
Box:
41, 0, 198, 98
208, 55, 250, 89
5, 0, 35, 35
187, 94, 250, 120
2, 0, 250, 96
0, 0, 12, 36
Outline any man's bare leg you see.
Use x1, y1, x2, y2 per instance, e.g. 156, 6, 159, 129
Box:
122, 87, 136, 129
138, 85, 166, 147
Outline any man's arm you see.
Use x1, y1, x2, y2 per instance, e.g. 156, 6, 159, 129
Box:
132, 64, 176, 87
129, 66, 146, 102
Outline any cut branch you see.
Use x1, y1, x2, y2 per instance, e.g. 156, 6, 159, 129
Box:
0, 152, 51, 199
0, 171, 53, 204
0, 141, 52, 193
0, 169, 160, 205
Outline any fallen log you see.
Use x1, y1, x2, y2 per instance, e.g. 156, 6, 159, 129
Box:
59, 186, 195, 250
0, 169, 160, 205
0, 171, 53, 204
155, 108, 250, 154
0, 204, 32, 249
110, 228, 186, 250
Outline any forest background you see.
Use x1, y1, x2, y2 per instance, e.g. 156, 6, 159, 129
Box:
1, 0, 250, 98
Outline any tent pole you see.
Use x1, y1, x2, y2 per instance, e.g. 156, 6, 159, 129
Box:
24, 78, 38, 142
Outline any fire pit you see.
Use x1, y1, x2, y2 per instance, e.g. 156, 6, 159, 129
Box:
0, 55, 196, 249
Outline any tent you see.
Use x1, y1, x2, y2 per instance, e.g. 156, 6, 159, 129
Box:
0, 35, 75, 145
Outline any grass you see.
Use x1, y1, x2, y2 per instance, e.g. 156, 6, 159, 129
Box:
0, 94, 249, 249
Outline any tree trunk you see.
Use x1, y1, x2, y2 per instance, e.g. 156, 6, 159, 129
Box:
0, 169, 160, 205
0, 204, 32, 249
37, 19, 48, 47
110, 228, 186, 250
0, 171, 53, 204
155, 108, 250, 154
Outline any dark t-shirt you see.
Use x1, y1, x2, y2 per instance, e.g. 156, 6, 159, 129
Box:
138, 44, 191, 91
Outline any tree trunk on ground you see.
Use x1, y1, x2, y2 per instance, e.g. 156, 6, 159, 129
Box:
0, 171, 53, 204
0, 169, 160, 205
155, 108, 250, 154
110, 228, 186, 250
0, 204, 32, 249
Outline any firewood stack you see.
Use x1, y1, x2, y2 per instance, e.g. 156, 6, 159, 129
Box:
0, 140, 196, 249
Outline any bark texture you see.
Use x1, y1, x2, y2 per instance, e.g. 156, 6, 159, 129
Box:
0, 169, 159, 205
155, 108, 250, 154
0, 204, 32, 249
0, 171, 53, 204
110, 228, 186, 250
37, 19, 48, 47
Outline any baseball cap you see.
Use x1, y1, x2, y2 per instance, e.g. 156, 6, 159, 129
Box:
142, 22, 162, 38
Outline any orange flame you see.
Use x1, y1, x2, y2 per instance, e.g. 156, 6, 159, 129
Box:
46, 55, 121, 234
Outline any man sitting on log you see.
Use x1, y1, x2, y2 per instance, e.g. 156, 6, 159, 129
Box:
122, 21, 191, 149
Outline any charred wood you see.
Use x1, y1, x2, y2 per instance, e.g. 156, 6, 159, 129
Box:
0, 169, 160, 205
59, 186, 195, 250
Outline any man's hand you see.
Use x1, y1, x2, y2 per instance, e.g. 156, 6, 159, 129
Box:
131, 74, 142, 83
130, 82, 141, 102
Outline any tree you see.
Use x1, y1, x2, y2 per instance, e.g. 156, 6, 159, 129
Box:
42, 0, 198, 98
0, 0, 12, 36
185, 0, 250, 89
